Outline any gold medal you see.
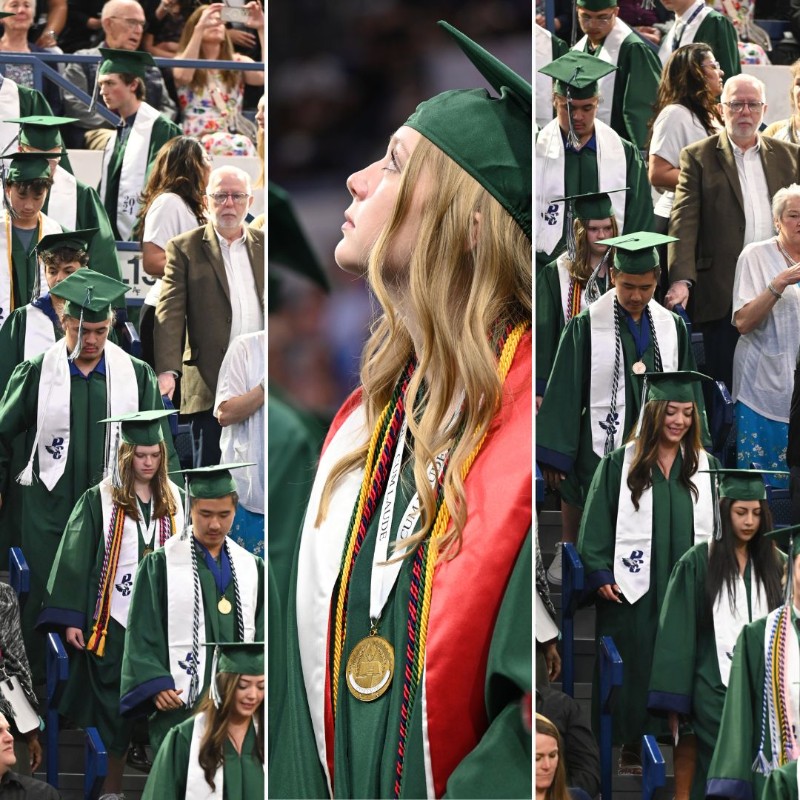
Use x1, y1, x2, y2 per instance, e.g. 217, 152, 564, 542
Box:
345, 633, 394, 701
142, 547, 153, 557
217, 597, 232, 615
632, 361, 647, 375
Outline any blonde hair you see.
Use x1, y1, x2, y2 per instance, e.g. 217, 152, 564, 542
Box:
111, 440, 177, 521
571, 215, 618, 281
317, 135, 531, 559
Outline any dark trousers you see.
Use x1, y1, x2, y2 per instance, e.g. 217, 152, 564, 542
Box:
695, 314, 739, 392
184, 409, 222, 467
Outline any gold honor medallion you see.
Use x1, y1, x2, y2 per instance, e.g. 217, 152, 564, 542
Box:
632, 361, 647, 375
218, 597, 232, 615
142, 547, 153, 557
346, 634, 394, 701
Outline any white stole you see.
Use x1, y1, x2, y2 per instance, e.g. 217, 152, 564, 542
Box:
573, 19, 633, 128
165, 533, 258, 702
0, 79, 21, 157
614, 445, 714, 604
588, 292, 679, 457
27, 339, 137, 491
23, 304, 56, 360
658, 4, 714, 66
98, 477, 184, 628
47, 166, 78, 231
712, 551, 769, 687
536, 25, 557, 130
536, 118, 627, 256
98, 102, 159, 241
186, 712, 222, 800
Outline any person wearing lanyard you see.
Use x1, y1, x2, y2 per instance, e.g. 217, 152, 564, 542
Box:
119, 463, 264, 756
37, 409, 184, 799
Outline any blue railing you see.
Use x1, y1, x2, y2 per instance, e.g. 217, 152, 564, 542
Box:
84, 727, 107, 800
8, 546, 29, 607
45, 632, 69, 788
560, 542, 584, 698
599, 635, 623, 800
641, 735, 666, 800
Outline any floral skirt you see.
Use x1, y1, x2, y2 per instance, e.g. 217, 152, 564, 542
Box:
735, 400, 789, 488
198, 130, 257, 157
230, 504, 264, 557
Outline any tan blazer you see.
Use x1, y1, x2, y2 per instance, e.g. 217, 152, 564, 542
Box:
668, 130, 800, 325
154, 221, 265, 415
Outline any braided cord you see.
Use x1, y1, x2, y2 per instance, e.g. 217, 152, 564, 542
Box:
605, 300, 622, 455
645, 305, 663, 372
188, 540, 201, 706
756, 610, 781, 774
226, 539, 245, 642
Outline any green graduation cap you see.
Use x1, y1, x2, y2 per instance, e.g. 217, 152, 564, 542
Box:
97, 409, 176, 446
538, 51, 617, 99
3, 115, 77, 151
404, 21, 531, 239
0, 151, 52, 182
598, 231, 678, 274
37, 227, 98, 257
640, 370, 712, 403
98, 48, 156, 80
550, 188, 626, 221
268, 182, 329, 292
764, 524, 800, 558
699, 468, 789, 502
53, 268, 128, 322
204, 641, 264, 676
576, 0, 618, 10
171, 462, 257, 499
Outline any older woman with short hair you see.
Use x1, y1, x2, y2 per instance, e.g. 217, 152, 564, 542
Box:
732, 183, 800, 483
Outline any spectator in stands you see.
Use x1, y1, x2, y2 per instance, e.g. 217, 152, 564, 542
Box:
577, 371, 717, 775
0, 713, 55, 798
764, 58, 800, 141
31, 0, 66, 49
141, 642, 264, 799
536, 714, 572, 800
172, 2, 264, 157
649, 44, 724, 298
135, 135, 210, 369
142, 0, 196, 58
57, 0, 103, 53
665, 73, 800, 389
61, 0, 178, 150
96, 47, 182, 241
649, 468, 785, 800
154, 165, 264, 467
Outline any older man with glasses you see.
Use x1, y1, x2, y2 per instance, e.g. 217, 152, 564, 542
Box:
666, 73, 800, 388
61, 0, 178, 150
155, 165, 265, 466
570, 0, 662, 152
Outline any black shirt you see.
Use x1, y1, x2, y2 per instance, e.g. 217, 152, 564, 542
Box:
0, 770, 60, 798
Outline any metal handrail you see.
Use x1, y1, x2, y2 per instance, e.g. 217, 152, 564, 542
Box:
641, 735, 666, 800
561, 542, 584, 698
599, 635, 623, 800
45, 632, 69, 787
8, 546, 29, 607
84, 727, 108, 800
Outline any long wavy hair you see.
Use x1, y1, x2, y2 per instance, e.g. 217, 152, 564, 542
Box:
178, 5, 238, 92
111, 441, 177, 521
648, 43, 723, 147
134, 135, 208, 240
569, 215, 619, 281
536, 714, 568, 800
706, 497, 783, 614
626, 400, 703, 511
197, 671, 264, 791
316, 135, 531, 560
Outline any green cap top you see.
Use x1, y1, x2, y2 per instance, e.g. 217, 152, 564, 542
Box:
404, 21, 531, 239
97, 409, 176, 446
3, 115, 77, 151
764, 524, 800, 557
37, 227, 98, 256
0, 12, 16, 20
268, 182, 329, 291
549, 188, 626, 221
538, 51, 617, 99
699, 468, 789, 501
52, 268, 128, 322
640, 370, 711, 403
171, 462, 256, 499
576, 0, 618, 10
0, 151, 52, 182
98, 48, 156, 80
203, 642, 264, 675
598, 231, 677, 273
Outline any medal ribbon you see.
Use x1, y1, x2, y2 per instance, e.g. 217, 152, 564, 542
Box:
620, 306, 651, 362
136, 497, 156, 546
194, 539, 233, 596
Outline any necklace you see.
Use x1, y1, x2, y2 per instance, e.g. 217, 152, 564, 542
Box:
776, 237, 800, 267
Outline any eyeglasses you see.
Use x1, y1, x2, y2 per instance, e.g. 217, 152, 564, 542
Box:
208, 192, 250, 204
702, 60, 721, 70
577, 13, 614, 24
109, 17, 147, 30
722, 101, 765, 113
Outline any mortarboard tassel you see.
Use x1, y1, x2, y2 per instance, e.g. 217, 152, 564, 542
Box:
565, 199, 578, 262
565, 82, 581, 151
584, 244, 611, 306
634, 375, 649, 438
209, 645, 222, 709
87, 62, 102, 114
712, 473, 722, 541
110, 426, 122, 489
180, 473, 191, 540
0, 132, 18, 157
68, 287, 92, 362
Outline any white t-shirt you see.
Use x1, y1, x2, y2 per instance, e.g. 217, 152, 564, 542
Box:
650, 104, 718, 218
142, 192, 203, 307
731, 238, 800, 422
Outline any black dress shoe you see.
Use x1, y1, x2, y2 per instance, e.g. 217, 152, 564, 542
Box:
126, 744, 152, 773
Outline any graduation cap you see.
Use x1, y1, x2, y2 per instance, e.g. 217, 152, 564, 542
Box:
37, 227, 97, 257
0, 151, 52, 183
633, 370, 712, 439
98, 48, 156, 80
700, 468, 788, 502
597, 231, 677, 274
2, 115, 76, 152
577, 0, 618, 8
549, 188, 626, 261
268, 182, 329, 293
404, 21, 531, 239
54, 268, 127, 323
538, 51, 617, 100
765, 523, 800, 558
203, 641, 264, 709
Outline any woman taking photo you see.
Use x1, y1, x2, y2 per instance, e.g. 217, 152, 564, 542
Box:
38, 410, 184, 799
270, 20, 532, 799
648, 468, 785, 800
578, 371, 718, 776
142, 641, 264, 799
732, 183, 800, 484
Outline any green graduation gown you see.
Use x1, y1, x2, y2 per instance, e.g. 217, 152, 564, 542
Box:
142, 714, 264, 800
693, 12, 741, 83
536, 298, 696, 509
647, 543, 784, 800
577, 447, 719, 745
8, 217, 65, 314
120, 539, 265, 754
37, 483, 183, 756
764, 760, 799, 799
0, 347, 179, 683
